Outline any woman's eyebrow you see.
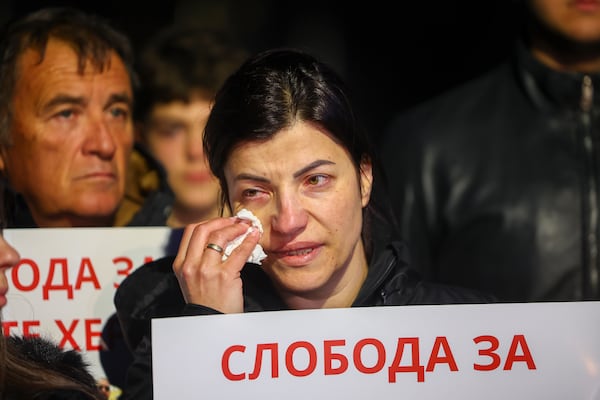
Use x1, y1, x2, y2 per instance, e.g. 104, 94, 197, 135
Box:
293, 159, 335, 179
233, 159, 336, 183
233, 173, 269, 184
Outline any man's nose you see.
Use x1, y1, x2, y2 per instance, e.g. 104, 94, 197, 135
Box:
82, 116, 118, 158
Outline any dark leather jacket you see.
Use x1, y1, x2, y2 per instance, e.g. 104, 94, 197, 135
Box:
114, 240, 493, 399
379, 41, 600, 302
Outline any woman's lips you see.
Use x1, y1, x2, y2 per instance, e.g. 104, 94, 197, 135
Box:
270, 243, 322, 266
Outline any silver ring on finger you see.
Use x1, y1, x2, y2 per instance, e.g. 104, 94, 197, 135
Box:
206, 243, 224, 254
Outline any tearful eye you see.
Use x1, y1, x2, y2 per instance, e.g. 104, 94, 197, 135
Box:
307, 175, 327, 185
243, 188, 260, 198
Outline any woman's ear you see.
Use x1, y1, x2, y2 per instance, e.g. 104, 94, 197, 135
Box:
359, 156, 373, 208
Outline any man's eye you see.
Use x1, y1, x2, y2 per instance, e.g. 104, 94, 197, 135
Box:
57, 109, 74, 118
110, 107, 129, 118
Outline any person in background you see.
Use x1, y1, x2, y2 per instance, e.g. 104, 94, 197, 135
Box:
95, 377, 111, 399
114, 47, 495, 399
0, 185, 103, 398
129, 26, 249, 227
378, 0, 600, 302
98, 26, 250, 389
0, 6, 171, 228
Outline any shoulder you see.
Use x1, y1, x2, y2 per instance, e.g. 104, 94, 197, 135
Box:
381, 62, 514, 145
120, 143, 175, 227
114, 255, 181, 312
114, 254, 185, 326
392, 274, 497, 305
410, 281, 497, 304
125, 191, 174, 226
114, 255, 184, 352
378, 242, 496, 305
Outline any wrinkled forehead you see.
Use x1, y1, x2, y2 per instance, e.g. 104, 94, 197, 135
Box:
21, 36, 117, 75
14, 41, 134, 105
224, 122, 356, 181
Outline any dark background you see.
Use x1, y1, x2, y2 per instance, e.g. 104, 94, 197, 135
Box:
1, 0, 526, 140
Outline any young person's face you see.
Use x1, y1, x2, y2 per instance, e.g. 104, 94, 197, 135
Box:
529, 0, 600, 43
0, 234, 21, 309
144, 97, 221, 216
225, 121, 373, 302
0, 38, 134, 227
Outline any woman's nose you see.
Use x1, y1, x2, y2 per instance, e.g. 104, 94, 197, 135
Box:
270, 194, 308, 236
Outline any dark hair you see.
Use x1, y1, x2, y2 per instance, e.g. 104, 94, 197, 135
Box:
204, 47, 393, 256
134, 26, 248, 125
0, 6, 137, 146
0, 334, 104, 399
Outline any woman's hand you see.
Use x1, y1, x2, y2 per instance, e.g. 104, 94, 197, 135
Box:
172, 217, 261, 313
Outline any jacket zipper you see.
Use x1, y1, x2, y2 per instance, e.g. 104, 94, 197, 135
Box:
580, 75, 598, 297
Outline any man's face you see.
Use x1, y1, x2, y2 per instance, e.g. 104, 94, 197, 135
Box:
0, 38, 134, 227
529, 0, 600, 43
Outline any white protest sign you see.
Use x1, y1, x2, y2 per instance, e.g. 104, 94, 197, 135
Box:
153, 301, 600, 399
1, 227, 179, 380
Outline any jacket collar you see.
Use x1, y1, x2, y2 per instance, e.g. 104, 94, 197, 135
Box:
4, 186, 37, 228
353, 240, 411, 306
242, 239, 412, 310
515, 39, 600, 112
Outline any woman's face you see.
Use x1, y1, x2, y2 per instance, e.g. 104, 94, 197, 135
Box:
225, 121, 373, 304
0, 234, 20, 309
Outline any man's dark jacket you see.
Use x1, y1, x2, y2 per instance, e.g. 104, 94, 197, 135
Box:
114, 240, 493, 399
379, 41, 600, 302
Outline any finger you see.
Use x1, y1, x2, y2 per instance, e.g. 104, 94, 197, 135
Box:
196, 222, 252, 265
173, 217, 235, 273
205, 242, 224, 254
174, 219, 252, 275
175, 221, 255, 308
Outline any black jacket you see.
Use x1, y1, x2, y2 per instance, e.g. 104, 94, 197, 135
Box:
379, 41, 600, 302
114, 240, 494, 399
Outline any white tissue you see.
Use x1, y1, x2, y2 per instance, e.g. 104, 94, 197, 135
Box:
222, 208, 267, 264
